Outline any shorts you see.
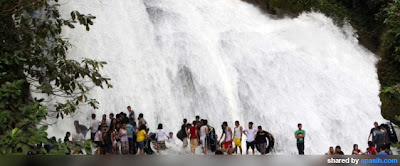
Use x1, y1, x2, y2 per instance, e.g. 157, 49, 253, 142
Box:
234, 138, 241, 147
158, 141, 166, 150
257, 142, 268, 153
246, 141, 255, 150
223, 140, 232, 149
137, 141, 145, 150
200, 137, 207, 148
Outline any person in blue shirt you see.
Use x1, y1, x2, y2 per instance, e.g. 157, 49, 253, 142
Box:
377, 145, 389, 155
126, 121, 135, 154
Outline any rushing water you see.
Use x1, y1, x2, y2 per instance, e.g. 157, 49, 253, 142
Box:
47, 0, 385, 154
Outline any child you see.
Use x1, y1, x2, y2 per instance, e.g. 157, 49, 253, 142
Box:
137, 124, 150, 155
156, 123, 168, 153
367, 141, 377, 155
168, 132, 176, 144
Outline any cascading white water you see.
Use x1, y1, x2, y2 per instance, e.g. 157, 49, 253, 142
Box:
47, 0, 385, 154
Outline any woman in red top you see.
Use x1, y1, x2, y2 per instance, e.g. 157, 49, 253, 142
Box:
368, 141, 377, 155
189, 121, 198, 154
352, 144, 364, 155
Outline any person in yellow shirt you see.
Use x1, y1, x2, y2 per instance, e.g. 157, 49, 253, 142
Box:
136, 124, 149, 155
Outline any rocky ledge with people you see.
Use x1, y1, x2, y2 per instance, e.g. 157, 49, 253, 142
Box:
41, 107, 398, 156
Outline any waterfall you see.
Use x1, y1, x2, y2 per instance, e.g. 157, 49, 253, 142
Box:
49, 0, 385, 154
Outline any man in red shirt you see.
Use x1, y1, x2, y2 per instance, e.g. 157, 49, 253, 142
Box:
189, 121, 199, 154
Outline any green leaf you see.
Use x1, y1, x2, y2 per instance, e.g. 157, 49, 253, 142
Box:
67, 23, 75, 29
11, 128, 19, 138
39, 125, 48, 131
71, 11, 76, 20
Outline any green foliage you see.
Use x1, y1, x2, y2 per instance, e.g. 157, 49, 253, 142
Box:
378, 0, 400, 125
266, 0, 386, 45
0, 79, 48, 154
390, 142, 400, 154
48, 139, 93, 155
380, 0, 400, 61
267, 0, 348, 23
382, 84, 400, 100
0, 0, 111, 154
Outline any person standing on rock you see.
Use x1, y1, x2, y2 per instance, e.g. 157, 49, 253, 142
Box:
90, 114, 100, 142
233, 121, 243, 154
219, 121, 233, 152
200, 120, 209, 155
368, 122, 379, 142
255, 126, 268, 155
179, 119, 189, 150
127, 106, 136, 125
294, 123, 305, 155
189, 121, 199, 154
244, 122, 257, 155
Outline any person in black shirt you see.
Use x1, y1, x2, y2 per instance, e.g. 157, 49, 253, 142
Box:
116, 113, 122, 126
373, 126, 384, 151
381, 124, 391, 151
368, 122, 379, 142
64, 132, 71, 143
255, 126, 269, 155
335, 146, 344, 155
64, 132, 71, 155
127, 106, 135, 124
181, 119, 189, 149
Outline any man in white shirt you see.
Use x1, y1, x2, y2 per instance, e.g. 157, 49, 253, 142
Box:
72, 128, 85, 145
72, 128, 85, 154
90, 114, 100, 141
243, 122, 257, 155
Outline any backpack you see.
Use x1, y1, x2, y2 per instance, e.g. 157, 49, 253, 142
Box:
208, 126, 217, 152
177, 124, 188, 141
177, 130, 184, 141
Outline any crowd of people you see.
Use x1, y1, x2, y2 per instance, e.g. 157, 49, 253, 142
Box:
322, 122, 395, 156
61, 106, 276, 155
60, 106, 397, 155
64, 106, 157, 155
177, 117, 274, 155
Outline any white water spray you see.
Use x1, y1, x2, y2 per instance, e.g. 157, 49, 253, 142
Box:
47, 0, 384, 154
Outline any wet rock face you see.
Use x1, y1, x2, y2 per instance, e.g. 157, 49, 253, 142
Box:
178, 65, 196, 96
